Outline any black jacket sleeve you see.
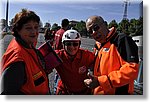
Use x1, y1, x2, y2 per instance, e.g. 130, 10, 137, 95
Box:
1, 61, 26, 95
117, 33, 139, 63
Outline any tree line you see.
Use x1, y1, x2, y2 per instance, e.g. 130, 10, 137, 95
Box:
74, 17, 143, 37
1, 16, 143, 37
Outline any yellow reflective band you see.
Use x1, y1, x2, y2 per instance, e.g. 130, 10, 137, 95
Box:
33, 71, 42, 79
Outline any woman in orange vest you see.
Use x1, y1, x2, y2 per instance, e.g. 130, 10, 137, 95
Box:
1, 9, 50, 95
84, 15, 139, 95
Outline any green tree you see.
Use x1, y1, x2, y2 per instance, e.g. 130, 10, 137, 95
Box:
129, 18, 137, 36
118, 19, 130, 35
108, 19, 118, 29
75, 20, 87, 37
135, 17, 143, 36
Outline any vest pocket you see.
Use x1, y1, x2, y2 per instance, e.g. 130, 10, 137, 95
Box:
34, 76, 45, 86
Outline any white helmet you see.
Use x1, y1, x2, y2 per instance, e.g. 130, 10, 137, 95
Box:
62, 29, 81, 43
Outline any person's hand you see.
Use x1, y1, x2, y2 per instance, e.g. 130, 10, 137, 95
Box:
84, 72, 100, 89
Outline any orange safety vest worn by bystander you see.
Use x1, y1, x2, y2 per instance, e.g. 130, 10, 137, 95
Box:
94, 27, 139, 95
2, 38, 49, 95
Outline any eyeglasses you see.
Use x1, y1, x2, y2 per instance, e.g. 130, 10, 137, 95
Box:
88, 24, 100, 34
64, 42, 79, 47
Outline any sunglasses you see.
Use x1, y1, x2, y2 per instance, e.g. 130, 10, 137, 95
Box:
64, 42, 79, 47
88, 24, 100, 34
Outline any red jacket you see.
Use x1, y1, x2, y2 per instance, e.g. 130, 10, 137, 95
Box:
55, 49, 95, 94
1, 38, 49, 94
54, 28, 65, 50
93, 27, 139, 94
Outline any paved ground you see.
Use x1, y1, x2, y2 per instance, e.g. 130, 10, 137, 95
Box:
0, 33, 143, 95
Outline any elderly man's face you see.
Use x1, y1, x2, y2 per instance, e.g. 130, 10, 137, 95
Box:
86, 19, 106, 43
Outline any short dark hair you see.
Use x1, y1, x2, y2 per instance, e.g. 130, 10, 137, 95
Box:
61, 19, 69, 27
12, 9, 40, 36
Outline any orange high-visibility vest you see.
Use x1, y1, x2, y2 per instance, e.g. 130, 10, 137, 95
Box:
2, 38, 49, 95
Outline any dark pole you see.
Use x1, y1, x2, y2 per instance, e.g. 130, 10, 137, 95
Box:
123, 1, 128, 20
6, 0, 9, 31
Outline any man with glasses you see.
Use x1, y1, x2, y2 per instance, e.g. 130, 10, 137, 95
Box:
54, 29, 95, 94
84, 15, 139, 95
